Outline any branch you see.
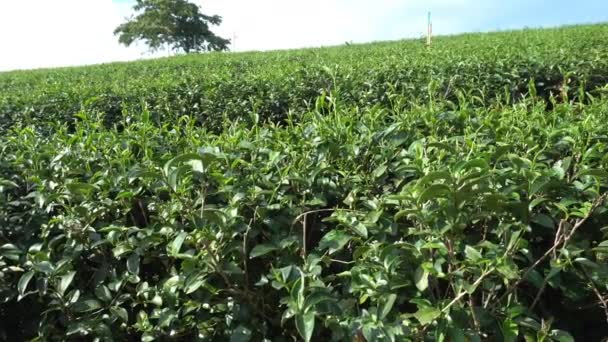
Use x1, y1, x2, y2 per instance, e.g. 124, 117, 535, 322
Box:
492, 193, 607, 310
442, 268, 494, 313
242, 222, 251, 288
579, 265, 608, 324
530, 273, 552, 310
291, 208, 356, 228
469, 294, 481, 334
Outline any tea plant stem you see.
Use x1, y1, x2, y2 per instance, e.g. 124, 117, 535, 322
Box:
469, 294, 481, 333
243, 221, 251, 288
593, 290, 608, 324
552, 220, 565, 259
578, 265, 608, 324
204, 245, 273, 321
291, 208, 361, 228
482, 291, 495, 309
493, 193, 607, 310
328, 258, 355, 265
530, 275, 551, 310
291, 208, 360, 257
303, 214, 307, 258
444, 238, 457, 299
442, 268, 494, 313
443, 76, 456, 100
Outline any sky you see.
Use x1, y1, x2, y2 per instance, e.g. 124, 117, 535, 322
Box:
0, 0, 607, 72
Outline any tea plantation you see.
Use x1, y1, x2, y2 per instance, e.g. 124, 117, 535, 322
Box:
1, 24, 608, 341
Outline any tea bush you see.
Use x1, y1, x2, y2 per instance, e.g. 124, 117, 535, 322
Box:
1, 24, 608, 132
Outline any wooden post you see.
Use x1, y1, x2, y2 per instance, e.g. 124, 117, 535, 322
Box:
427, 12, 432, 46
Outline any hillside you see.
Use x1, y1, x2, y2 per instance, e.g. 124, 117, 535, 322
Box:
1, 24, 608, 132
1, 24, 608, 341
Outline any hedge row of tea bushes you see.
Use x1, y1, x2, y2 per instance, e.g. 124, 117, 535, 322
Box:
1, 24, 608, 132
2, 95, 608, 340
1, 24, 608, 341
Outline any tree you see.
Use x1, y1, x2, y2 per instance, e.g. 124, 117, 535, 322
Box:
114, 0, 230, 53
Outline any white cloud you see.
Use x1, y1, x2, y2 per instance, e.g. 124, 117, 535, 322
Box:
0, 0, 479, 71
0, 0, 164, 71
199, 0, 470, 50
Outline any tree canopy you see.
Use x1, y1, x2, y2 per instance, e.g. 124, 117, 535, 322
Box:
114, 0, 230, 53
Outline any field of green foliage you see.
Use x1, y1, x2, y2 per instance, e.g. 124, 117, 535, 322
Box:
1, 24, 608, 341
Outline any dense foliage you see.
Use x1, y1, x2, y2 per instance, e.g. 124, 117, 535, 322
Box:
114, 0, 230, 54
1, 24, 608, 341
2, 24, 608, 133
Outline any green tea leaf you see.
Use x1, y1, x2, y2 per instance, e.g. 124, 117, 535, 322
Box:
318, 230, 352, 254
249, 243, 278, 258
465, 245, 482, 262
295, 310, 315, 342
170, 232, 188, 256
549, 330, 575, 342
184, 273, 206, 294
414, 266, 429, 291
163, 153, 204, 177
110, 306, 129, 323
127, 254, 139, 275
378, 293, 397, 319
158, 309, 177, 327
501, 319, 518, 342
531, 213, 554, 229
66, 182, 97, 196
58, 271, 76, 296
304, 291, 334, 311
34, 261, 55, 274
351, 221, 368, 239
230, 325, 252, 342
72, 299, 102, 313
18, 271, 35, 298
0, 243, 22, 261
414, 306, 441, 325
418, 184, 452, 203
576, 168, 608, 179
